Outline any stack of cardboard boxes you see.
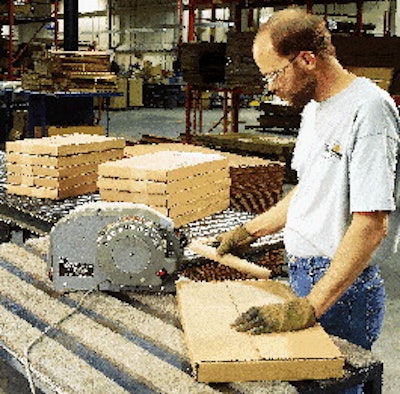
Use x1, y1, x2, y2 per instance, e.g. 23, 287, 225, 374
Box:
6, 134, 125, 199
98, 150, 230, 227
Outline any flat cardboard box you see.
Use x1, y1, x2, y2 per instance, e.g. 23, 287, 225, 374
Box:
6, 149, 124, 168
124, 143, 279, 168
98, 150, 230, 226
47, 125, 105, 136
98, 151, 229, 182
176, 280, 344, 383
97, 168, 228, 195
100, 189, 229, 215
98, 179, 230, 208
7, 171, 97, 188
7, 182, 97, 199
7, 162, 98, 178
6, 134, 125, 156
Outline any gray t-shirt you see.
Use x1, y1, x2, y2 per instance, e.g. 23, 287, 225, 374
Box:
284, 77, 400, 263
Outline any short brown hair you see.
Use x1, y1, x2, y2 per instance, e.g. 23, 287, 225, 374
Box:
257, 8, 335, 58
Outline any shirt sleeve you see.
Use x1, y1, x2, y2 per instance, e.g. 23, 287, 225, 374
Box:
349, 96, 400, 213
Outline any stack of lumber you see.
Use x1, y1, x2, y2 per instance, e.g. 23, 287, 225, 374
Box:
22, 51, 117, 92
225, 31, 263, 93
191, 133, 296, 163
181, 43, 227, 86
6, 134, 125, 200
21, 72, 53, 92
98, 150, 230, 228
124, 143, 285, 214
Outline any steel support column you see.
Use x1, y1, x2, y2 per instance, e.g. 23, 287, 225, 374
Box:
64, 0, 79, 50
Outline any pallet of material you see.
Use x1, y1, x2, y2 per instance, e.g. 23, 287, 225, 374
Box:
6, 134, 125, 200
191, 133, 296, 162
98, 150, 230, 228
177, 279, 344, 383
22, 50, 118, 93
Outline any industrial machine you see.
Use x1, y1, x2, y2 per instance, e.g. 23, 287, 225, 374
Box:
48, 201, 186, 293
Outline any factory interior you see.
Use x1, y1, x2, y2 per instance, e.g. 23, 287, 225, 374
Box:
0, 0, 399, 393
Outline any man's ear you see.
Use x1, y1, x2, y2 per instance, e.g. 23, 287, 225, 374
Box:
299, 51, 317, 69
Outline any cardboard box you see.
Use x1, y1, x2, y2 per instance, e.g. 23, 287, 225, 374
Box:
176, 280, 344, 383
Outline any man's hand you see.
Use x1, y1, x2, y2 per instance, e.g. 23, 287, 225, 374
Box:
232, 297, 316, 335
216, 224, 257, 255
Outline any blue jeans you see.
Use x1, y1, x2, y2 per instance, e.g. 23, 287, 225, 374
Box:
288, 255, 386, 350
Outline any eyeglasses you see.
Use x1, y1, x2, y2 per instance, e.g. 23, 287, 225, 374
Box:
262, 53, 300, 86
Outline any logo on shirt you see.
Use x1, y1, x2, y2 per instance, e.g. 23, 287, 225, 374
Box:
324, 140, 343, 161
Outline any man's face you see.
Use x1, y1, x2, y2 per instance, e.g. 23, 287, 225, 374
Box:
253, 33, 317, 109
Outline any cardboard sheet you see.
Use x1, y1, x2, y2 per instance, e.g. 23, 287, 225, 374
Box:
176, 280, 344, 383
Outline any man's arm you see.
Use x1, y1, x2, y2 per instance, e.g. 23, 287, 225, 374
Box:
216, 186, 297, 255
245, 186, 297, 236
306, 210, 389, 318
231, 210, 389, 334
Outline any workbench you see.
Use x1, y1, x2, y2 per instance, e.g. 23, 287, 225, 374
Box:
0, 238, 383, 394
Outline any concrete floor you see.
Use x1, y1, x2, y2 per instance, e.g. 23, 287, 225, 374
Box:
101, 106, 262, 142
0, 107, 399, 393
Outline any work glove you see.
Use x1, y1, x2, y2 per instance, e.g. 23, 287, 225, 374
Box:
216, 224, 257, 255
232, 297, 316, 335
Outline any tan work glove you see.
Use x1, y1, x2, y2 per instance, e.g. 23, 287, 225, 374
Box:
232, 297, 316, 335
216, 224, 257, 255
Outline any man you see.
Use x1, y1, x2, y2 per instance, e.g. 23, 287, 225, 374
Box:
216, 7, 400, 351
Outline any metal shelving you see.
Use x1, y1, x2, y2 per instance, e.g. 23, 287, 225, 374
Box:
0, 0, 59, 80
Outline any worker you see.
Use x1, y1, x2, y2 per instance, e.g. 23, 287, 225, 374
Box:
216, 7, 400, 353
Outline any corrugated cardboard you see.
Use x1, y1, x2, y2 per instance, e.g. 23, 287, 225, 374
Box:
176, 280, 344, 383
